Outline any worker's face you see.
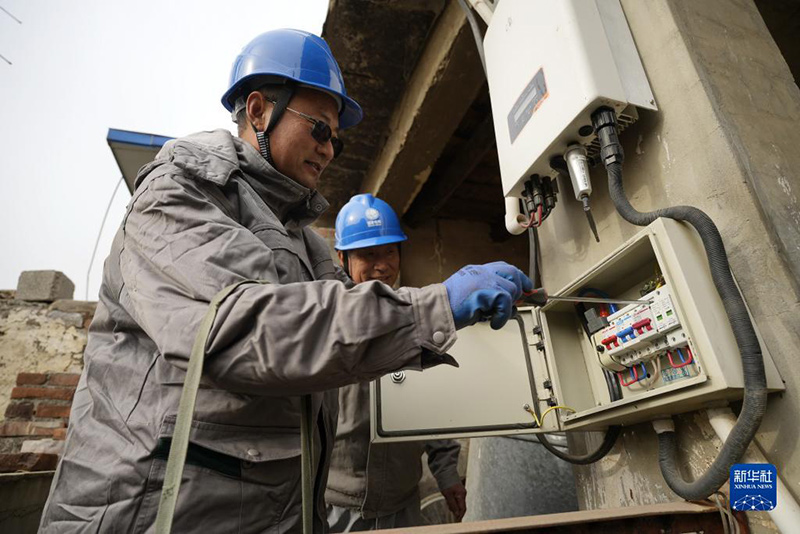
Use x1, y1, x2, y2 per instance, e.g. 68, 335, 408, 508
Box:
338, 244, 401, 286
251, 87, 340, 190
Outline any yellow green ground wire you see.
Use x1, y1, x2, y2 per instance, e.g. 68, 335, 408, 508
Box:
524, 404, 576, 428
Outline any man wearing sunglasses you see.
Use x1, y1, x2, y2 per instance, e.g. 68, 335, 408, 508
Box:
234, 89, 344, 192
40, 29, 530, 533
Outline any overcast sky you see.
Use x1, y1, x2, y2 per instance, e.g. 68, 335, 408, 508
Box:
0, 0, 328, 299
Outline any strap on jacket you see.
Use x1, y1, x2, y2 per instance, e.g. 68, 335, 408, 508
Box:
300, 394, 315, 534
153, 280, 321, 533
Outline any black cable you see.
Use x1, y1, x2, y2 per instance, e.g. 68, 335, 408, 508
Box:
525, 190, 621, 464
456, 0, 487, 75
529, 227, 539, 287
604, 369, 623, 402
592, 107, 767, 500
522, 197, 541, 288
536, 426, 622, 465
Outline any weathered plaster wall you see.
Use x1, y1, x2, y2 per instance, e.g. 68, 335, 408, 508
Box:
0, 296, 92, 417
530, 1, 800, 531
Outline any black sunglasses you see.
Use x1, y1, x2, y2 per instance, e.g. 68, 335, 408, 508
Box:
269, 100, 344, 158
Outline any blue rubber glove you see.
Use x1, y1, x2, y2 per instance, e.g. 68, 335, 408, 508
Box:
443, 262, 533, 330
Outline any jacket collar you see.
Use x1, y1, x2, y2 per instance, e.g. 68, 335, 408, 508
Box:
139, 129, 328, 227
233, 135, 329, 227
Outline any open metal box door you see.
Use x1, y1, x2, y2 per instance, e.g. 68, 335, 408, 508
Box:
370, 219, 785, 444
370, 309, 561, 443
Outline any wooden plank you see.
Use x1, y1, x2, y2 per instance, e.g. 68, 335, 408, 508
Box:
380, 501, 721, 533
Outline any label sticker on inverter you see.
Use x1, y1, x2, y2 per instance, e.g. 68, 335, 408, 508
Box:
507, 68, 548, 144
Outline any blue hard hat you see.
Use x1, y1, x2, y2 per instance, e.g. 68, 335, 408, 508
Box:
222, 29, 363, 130
335, 194, 408, 251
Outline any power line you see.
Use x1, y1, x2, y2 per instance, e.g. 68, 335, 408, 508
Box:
0, 5, 22, 24
0, 5, 21, 66
85, 176, 124, 300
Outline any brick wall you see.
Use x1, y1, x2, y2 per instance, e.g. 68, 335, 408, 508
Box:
0, 289, 93, 473
0, 372, 80, 472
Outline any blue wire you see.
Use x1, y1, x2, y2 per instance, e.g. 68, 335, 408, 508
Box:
579, 287, 617, 313
637, 362, 647, 381
676, 348, 686, 363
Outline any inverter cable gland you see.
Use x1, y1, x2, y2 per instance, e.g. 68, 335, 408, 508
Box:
565, 144, 600, 242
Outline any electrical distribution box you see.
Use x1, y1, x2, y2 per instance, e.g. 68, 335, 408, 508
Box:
371, 219, 784, 443
483, 0, 657, 198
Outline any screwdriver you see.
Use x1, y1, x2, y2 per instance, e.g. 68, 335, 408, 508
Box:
583, 197, 600, 243
517, 288, 649, 307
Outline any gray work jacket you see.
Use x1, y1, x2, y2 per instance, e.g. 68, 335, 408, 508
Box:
325, 380, 461, 518
38, 130, 456, 533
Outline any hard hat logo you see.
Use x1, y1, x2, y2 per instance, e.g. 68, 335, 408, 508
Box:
365, 208, 382, 227
335, 194, 407, 251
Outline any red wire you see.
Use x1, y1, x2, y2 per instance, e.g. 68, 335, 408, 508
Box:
667, 348, 694, 369
520, 210, 536, 228
520, 213, 534, 228
618, 365, 639, 387
521, 205, 545, 228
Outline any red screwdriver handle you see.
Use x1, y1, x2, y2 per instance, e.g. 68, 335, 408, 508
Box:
518, 287, 549, 307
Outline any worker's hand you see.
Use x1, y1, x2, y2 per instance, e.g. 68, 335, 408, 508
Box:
440, 482, 467, 522
443, 262, 532, 330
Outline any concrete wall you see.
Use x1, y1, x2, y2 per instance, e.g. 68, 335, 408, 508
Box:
530, 1, 800, 531
401, 219, 529, 287
0, 472, 55, 533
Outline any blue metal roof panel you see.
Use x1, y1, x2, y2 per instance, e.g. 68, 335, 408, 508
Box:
107, 128, 174, 194
106, 128, 173, 148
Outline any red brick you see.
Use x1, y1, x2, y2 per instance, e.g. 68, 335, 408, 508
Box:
4, 401, 34, 419
47, 373, 80, 387
52, 428, 67, 440
33, 426, 63, 437
0, 421, 64, 437
35, 404, 71, 418
10, 387, 74, 401
0, 453, 59, 473
0, 421, 34, 436
16, 373, 47, 386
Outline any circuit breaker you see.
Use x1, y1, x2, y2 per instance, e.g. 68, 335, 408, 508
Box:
594, 285, 683, 370
371, 218, 784, 443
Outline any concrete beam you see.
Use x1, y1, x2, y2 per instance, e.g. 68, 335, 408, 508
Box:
404, 113, 495, 227
360, 0, 486, 215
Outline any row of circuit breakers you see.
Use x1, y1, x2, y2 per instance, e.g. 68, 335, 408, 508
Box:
593, 285, 696, 387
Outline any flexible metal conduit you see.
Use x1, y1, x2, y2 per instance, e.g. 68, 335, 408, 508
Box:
592, 107, 767, 501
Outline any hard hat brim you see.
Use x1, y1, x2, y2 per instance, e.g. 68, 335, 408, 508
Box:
221, 75, 363, 130
335, 234, 407, 251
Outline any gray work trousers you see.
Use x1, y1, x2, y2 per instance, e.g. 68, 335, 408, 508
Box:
326, 500, 423, 532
